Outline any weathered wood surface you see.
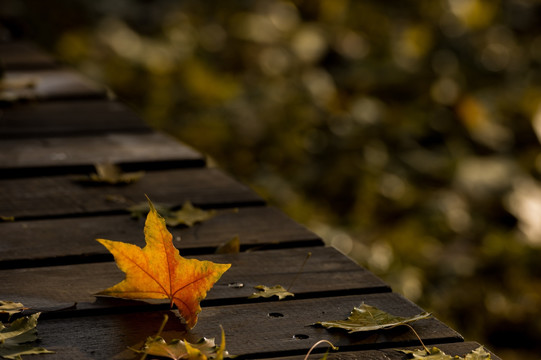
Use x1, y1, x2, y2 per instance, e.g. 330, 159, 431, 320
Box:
22, 294, 461, 359
0, 247, 389, 310
0, 100, 149, 137
1, 68, 106, 100
0, 132, 205, 176
280, 342, 502, 360
0, 207, 322, 267
0, 38, 501, 360
0, 41, 57, 69
0, 168, 264, 219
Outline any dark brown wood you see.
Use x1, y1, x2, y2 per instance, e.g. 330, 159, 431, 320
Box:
278, 342, 502, 360
2, 69, 106, 100
0, 207, 322, 267
0, 41, 57, 70
0, 168, 264, 219
0, 132, 205, 177
26, 294, 462, 359
0, 100, 150, 138
0, 247, 389, 310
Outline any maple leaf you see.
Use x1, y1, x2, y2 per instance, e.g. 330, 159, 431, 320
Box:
314, 303, 431, 333
400, 346, 491, 359
96, 197, 231, 328
248, 285, 294, 300
0, 313, 54, 359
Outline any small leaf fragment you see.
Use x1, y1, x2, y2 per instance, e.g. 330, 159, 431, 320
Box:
215, 236, 240, 254
315, 303, 431, 333
400, 346, 491, 360
0, 216, 14, 222
0, 302, 26, 317
166, 201, 217, 227
0, 313, 54, 359
73, 163, 145, 185
248, 285, 294, 300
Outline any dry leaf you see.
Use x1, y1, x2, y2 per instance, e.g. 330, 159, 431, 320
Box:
400, 345, 491, 359
0, 313, 54, 359
0, 301, 27, 317
166, 201, 217, 227
248, 285, 294, 300
73, 163, 144, 185
215, 236, 240, 254
315, 303, 431, 333
96, 197, 231, 328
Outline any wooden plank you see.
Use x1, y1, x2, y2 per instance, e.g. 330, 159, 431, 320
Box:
0, 41, 57, 69
0, 247, 389, 310
0, 100, 150, 138
277, 342, 502, 360
22, 294, 462, 359
1, 68, 106, 100
0, 168, 264, 219
0, 132, 205, 177
0, 207, 322, 267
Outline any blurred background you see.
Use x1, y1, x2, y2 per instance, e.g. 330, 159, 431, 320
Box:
2, 0, 541, 358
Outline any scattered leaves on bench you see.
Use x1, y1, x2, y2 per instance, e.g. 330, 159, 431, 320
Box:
0, 313, 54, 359
129, 201, 217, 227
400, 345, 491, 359
73, 163, 145, 185
0, 301, 27, 318
248, 285, 294, 300
95, 197, 231, 328
314, 303, 431, 333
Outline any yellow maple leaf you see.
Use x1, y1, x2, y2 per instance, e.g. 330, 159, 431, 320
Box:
96, 197, 231, 328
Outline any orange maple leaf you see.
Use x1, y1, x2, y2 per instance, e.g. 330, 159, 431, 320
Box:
96, 197, 231, 328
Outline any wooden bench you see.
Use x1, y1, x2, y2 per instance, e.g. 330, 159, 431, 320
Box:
0, 40, 501, 359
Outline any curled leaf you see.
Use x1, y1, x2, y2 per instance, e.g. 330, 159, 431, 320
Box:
400, 346, 491, 359
248, 285, 294, 300
315, 303, 431, 333
0, 313, 54, 359
0, 301, 27, 317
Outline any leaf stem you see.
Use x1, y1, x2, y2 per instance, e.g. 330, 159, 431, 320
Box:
403, 323, 430, 354
140, 314, 169, 360
303, 340, 338, 360
287, 252, 312, 292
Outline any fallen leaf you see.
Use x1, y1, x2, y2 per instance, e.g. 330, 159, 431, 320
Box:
0, 301, 27, 317
73, 163, 144, 185
400, 346, 491, 359
137, 326, 228, 360
0, 313, 54, 359
0, 216, 14, 222
96, 197, 231, 328
128, 201, 216, 227
215, 236, 240, 254
248, 285, 294, 300
166, 201, 217, 227
314, 303, 431, 333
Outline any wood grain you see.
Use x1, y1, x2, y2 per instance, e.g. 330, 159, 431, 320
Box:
0, 247, 389, 310
277, 341, 502, 360
2, 69, 106, 100
28, 294, 462, 359
0, 100, 150, 138
0, 41, 57, 70
0, 168, 264, 219
0, 132, 205, 177
0, 207, 321, 266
